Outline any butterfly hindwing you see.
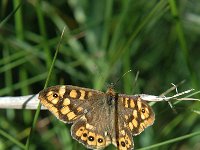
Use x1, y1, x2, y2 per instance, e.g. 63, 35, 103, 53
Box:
71, 116, 111, 149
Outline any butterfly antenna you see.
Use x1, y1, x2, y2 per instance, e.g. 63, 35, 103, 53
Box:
112, 70, 132, 87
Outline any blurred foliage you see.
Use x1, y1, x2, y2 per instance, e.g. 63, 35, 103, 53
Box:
0, 0, 200, 150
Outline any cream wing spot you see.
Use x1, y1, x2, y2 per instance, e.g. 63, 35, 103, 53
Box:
124, 115, 128, 120
145, 107, 149, 113
47, 91, 53, 97
141, 113, 146, 120
69, 90, 77, 98
143, 108, 150, 118
130, 99, 135, 108
76, 126, 85, 137
120, 130, 125, 136
133, 110, 138, 118
132, 119, 138, 127
144, 112, 149, 118
79, 90, 86, 100
137, 100, 142, 110
58, 86, 66, 97
128, 122, 134, 130
50, 107, 58, 116
63, 98, 70, 106
77, 107, 83, 112
140, 123, 145, 129
51, 98, 59, 104
81, 130, 88, 141
67, 111, 76, 120
125, 98, 129, 107
61, 106, 70, 115
44, 102, 59, 117
86, 123, 95, 130
88, 92, 93, 98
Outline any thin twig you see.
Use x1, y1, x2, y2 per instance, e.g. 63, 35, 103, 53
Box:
0, 94, 46, 110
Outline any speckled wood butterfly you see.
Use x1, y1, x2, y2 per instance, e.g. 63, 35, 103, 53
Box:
38, 85, 154, 150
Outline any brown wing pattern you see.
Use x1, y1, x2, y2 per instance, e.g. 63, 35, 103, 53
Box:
71, 104, 112, 149
111, 123, 134, 150
109, 94, 155, 150
118, 94, 155, 136
38, 85, 104, 123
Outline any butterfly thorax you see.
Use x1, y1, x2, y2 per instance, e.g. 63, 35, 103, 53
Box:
106, 87, 118, 106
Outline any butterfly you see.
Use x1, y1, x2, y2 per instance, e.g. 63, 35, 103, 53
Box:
38, 85, 155, 150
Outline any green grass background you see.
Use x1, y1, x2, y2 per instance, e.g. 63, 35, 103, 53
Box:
0, 0, 200, 150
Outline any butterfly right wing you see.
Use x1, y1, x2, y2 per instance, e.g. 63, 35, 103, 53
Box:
118, 94, 155, 136
108, 94, 155, 150
38, 85, 104, 123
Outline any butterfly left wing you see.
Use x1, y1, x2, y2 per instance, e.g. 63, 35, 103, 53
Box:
39, 85, 113, 149
38, 85, 104, 123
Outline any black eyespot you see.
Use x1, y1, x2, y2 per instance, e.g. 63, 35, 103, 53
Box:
98, 138, 103, 143
141, 108, 145, 113
83, 133, 87, 137
53, 93, 58, 98
88, 136, 94, 141
121, 141, 126, 147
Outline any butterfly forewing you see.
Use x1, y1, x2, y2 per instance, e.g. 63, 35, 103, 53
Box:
38, 85, 105, 123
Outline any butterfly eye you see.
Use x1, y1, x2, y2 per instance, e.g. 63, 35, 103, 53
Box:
53, 93, 59, 98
